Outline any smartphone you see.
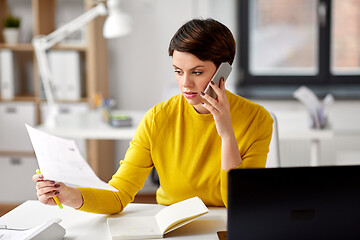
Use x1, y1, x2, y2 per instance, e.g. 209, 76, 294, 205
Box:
204, 62, 232, 99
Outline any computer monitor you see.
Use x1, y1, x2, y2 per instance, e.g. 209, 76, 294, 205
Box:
228, 166, 360, 240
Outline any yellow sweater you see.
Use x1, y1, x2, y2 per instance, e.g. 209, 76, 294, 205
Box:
78, 91, 273, 214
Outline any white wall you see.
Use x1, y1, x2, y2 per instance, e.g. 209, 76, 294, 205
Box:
107, 0, 238, 110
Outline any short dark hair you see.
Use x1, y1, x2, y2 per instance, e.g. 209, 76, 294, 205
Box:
168, 18, 236, 67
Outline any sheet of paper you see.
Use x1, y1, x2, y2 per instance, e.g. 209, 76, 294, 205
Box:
25, 124, 117, 191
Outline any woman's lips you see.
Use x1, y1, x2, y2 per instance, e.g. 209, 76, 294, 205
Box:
183, 91, 198, 99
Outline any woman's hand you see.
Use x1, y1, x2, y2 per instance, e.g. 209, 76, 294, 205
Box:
32, 173, 83, 209
200, 79, 242, 171
200, 78, 233, 139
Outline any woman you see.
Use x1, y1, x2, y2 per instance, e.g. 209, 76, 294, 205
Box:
33, 18, 273, 214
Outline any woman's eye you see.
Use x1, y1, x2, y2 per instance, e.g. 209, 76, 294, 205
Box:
193, 71, 202, 75
174, 70, 182, 74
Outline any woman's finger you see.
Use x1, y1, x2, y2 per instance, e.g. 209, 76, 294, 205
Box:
201, 92, 221, 112
32, 173, 43, 182
220, 77, 226, 90
36, 179, 57, 190
201, 99, 218, 116
37, 184, 60, 196
209, 79, 225, 96
216, 78, 227, 102
201, 90, 217, 105
37, 192, 57, 205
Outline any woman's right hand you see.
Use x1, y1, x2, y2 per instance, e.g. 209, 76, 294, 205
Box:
32, 173, 84, 209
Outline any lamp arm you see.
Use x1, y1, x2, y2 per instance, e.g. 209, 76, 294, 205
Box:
33, 39, 59, 127
42, 3, 107, 49
33, 41, 55, 105
32, 2, 107, 127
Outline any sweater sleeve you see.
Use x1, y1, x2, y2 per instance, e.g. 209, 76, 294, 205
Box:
240, 107, 274, 168
77, 109, 155, 214
220, 107, 274, 207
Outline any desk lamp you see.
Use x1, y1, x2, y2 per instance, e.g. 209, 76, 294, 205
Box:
32, 0, 131, 128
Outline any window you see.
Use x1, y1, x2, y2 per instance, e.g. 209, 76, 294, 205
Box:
238, 0, 360, 97
331, 0, 360, 75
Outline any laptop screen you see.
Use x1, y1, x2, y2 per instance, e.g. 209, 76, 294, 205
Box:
228, 166, 360, 240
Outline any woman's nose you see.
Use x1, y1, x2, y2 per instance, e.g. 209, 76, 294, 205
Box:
182, 74, 193, 87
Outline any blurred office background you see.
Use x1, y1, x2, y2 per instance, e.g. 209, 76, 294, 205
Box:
108, 0, 360, 170
1, 0, 359, 214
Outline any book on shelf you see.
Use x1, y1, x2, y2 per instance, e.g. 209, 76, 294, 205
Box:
107, 196, 209, 239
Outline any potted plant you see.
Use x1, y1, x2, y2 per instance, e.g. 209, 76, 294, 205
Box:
3, 14, 21, 44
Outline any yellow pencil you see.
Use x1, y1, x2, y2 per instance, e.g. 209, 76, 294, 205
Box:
36, 169, 63, 209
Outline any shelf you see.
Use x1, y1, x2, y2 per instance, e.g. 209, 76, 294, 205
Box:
52, 43, 87, 51
0, 42, 86, 51
0, 43, 33, 51
0, 151, 35, 157
0, 96, 37, 102
36, 98, 90, 104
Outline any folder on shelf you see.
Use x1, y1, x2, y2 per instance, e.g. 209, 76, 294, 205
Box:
0, 49, 16, 100
48, 50, 82, 101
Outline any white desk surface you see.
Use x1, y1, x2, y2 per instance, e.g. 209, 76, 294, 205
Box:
35, 109, 339, 168
36, 109, 338, 141
275, 111, 334, 140
0, 200, 227, 240
36, 110, 146, 140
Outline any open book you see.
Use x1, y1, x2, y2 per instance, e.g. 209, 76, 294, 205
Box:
107, 196, 209, 239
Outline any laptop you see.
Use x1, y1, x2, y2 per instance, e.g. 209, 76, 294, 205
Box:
227, 166, 360, 240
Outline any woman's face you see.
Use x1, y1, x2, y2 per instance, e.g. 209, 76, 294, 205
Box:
172, 51, 217, 113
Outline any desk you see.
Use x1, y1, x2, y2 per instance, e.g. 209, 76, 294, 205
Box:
0, 200, 227, 240
37, 109, 334, 171
36, 110, 146, 140
275, 111, 334, 166
37, 108, 345, 173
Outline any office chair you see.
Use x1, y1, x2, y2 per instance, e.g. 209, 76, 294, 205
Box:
265, 112, 281, 168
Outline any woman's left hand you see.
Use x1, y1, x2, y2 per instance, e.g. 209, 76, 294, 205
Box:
200, 78, 233, 139
201, 78, 242, 170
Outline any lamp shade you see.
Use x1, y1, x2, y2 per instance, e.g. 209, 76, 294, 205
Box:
103, 0, 132, 38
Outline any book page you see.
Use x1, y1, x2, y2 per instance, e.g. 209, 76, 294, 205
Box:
155, 196, 209, 234
107, 216, 162, 239
25, 125, 117, 191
